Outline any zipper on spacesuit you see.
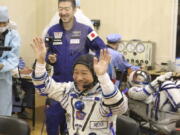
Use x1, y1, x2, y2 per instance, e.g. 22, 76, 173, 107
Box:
82, 101, 97, 131
71, 98, 75, 130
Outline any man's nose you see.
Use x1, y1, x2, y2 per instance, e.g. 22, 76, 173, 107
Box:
59, 9, 66, 15
76, 75, 83, 81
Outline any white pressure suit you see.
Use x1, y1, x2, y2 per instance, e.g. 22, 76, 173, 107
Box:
32, 69, 128, 135
128, 72, 180, 112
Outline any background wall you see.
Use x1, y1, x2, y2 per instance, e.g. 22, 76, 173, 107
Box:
0, 0, 57, 66
0, 0, 178, 67
81, 0, 178, 65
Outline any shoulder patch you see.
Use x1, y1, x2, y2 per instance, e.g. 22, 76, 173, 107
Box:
87, 31, 98, 41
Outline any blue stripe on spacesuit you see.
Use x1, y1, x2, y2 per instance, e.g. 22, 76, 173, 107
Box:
160, 83, 176, 89
148, 83, 156, 92
154, 93, 160, 120
102, 86, 118, 98
160, 86, 177, 91
60, 94, 69, 108
40, 93, 48, 96
164, 89, 178, 110
35, 84, 46, 89
32, 72, 48, 81
143, 88, 151, 96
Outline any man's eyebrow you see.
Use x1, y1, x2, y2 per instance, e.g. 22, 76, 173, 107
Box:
58, 6, 71, 8
74, 69, 89, 72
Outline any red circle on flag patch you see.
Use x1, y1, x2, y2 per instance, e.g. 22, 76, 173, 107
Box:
91, 33, 95, 37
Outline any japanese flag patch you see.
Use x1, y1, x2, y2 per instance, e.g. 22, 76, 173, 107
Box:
87, 31, 98, 41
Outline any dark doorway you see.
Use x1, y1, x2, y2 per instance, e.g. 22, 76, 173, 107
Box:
176, 1, 180, 58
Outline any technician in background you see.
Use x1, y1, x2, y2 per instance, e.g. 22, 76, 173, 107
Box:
106, 34, 139, 87
42, 0, 93, 38
0, 6, 20, 116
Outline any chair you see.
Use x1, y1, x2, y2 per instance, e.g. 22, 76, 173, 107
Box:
12, 77, 36, 128
116, 115, 140, 135
0, 115, 30, 135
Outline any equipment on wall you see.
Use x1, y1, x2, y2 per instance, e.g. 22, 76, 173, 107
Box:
91, 19, 100, 31
0, 46, 12, 51
118, 39, 155, 69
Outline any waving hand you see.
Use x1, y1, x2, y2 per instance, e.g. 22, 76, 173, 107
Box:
31, 37, 47, 64
94, 49, 111, 76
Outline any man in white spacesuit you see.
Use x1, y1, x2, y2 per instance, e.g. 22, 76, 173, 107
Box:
127, 70, 180, 113
127, 70, 180, 134
0, 6, 20, 116
31, 37, 128, 135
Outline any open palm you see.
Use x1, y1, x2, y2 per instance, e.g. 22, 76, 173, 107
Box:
31, 37, 47, 64
94, 49, 111, 76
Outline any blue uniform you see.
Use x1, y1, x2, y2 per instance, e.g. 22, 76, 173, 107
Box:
0, 29, 20, 116
107, 46, 139, 87
45, 18, 106, 135
46, 19, 105, 82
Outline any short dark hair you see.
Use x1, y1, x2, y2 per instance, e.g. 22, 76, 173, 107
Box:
107, 41, 120, 44
58, 0, 76, 8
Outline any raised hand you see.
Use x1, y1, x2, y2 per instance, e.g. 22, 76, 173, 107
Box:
31, 37, 47, 64
93, 49, 111, 75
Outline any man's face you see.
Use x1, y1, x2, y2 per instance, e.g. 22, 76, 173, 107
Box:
108, 42, 120, 50
58, 1, 76, 23
73, 64, 94, 91
113, 42, 120, 50
0, 22, 8, 34
0, 22, 8, 27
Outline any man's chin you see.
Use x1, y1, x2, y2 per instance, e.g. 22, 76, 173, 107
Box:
61, 18, 69, 23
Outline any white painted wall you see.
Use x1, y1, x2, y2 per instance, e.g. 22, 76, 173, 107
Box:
0, 0, 178, 67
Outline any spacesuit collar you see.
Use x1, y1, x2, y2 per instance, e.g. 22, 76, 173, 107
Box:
73, 82, 101, 96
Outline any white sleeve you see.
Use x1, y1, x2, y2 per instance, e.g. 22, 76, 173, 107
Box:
98, 73, 128, 116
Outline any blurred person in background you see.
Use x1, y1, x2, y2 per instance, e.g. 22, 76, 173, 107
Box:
0, 6, 20, 116
106, 33, 139, 88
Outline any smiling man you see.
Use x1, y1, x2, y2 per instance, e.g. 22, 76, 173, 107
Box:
31, 37, 128, 135
44, 0, 106, 135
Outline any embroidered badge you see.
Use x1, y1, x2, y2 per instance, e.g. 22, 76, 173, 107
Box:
87, 31, 98, 41
90, 121, 108, 129
74, 100, 86, 120
54, 32, 62, 39
76, 110, 86, 120
72, 31, 81, 37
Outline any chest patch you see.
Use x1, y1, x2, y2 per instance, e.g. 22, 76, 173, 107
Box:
70, 39, 80, 44
54, 32, 62, 39
72, 31, 81, 37
90, 121, 108, 129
